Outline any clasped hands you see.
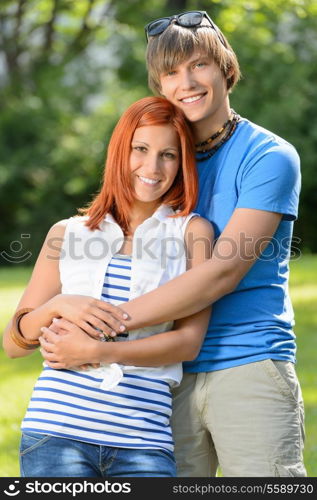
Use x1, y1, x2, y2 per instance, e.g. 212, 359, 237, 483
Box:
38, 294, 129, 370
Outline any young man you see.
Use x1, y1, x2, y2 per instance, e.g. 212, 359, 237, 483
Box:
140, 10, 306, 477
31, 10, 306, 477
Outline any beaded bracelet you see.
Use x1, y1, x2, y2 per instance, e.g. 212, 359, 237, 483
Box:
10, 308, 40, 350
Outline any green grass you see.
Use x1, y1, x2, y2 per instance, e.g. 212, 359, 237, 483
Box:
1, 258, 317, 477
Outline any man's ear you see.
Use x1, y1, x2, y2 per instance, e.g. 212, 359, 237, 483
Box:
226, 66, 234, 79
225, 67, 234, 89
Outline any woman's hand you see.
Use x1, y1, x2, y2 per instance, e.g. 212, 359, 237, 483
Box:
50, 294, 128, 339
39, 318, 105, 369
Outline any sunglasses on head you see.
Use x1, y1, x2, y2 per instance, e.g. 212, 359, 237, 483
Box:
144, 10, 226, 47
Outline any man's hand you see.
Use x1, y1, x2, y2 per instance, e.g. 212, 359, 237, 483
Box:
50, 294, 129, 338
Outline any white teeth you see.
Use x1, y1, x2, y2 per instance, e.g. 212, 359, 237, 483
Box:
182, 94, 203, 103
139, 176, 160, 185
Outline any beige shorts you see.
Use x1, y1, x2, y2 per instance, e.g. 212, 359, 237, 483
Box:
171, 359, 306, 477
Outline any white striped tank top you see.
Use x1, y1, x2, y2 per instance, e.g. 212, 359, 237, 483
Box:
21, 254, 174, 451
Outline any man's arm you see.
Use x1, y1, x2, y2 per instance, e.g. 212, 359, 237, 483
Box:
118, 208, 282, 328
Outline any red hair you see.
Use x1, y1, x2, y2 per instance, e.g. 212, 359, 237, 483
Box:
81, 96, 198, 233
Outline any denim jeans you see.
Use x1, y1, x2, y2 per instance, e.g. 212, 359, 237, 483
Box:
20, 432, 176, 477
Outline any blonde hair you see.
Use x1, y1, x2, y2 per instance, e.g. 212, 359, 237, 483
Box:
146, 23, 241, 95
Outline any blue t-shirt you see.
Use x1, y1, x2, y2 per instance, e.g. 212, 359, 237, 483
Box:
184, 117, 301, 373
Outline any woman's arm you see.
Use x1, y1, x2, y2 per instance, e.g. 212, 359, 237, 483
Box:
39, 216, 214, 368
2, 220, 126, 358
2, 221, 66, 358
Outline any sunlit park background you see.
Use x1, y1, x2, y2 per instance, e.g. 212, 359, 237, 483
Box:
0, 0, 316, 477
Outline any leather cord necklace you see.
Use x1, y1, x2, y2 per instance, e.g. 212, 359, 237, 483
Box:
195, 116, 233, 148
196, 110, 241, 161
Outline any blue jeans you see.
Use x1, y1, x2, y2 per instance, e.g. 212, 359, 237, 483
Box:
20, 432, 176, 477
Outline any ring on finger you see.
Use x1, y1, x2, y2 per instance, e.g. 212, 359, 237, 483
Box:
100, 333, 115, 343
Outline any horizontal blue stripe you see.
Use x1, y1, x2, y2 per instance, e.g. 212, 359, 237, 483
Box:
105, 272, 131, 281
108, 263, 132, 270
118, 373, 170, 388
33, 388, 170, 418
22, 419, 172, 445
26, 408, 171, 436
29, 398, 169, 428
101, 294, 129, 302
112, 256, 132, 262
21, 428, 172, 450
44, 367, 103, 382
103, 283, 130, 291
119, 382, 172, 399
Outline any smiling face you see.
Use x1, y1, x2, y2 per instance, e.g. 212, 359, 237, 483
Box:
159, 52, 231, 140
130, 124, 180, 208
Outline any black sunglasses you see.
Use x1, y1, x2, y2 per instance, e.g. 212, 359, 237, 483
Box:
144, 10, 226, 47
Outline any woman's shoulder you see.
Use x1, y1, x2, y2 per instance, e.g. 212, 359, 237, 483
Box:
165, 209, 213, 242
47, 215, 90, 239
183, 216, 214, 262
184, 215, 214, 240
46, 218, 69, 238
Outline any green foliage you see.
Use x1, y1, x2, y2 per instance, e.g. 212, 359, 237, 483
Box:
222, 0, 317, 252
0, 0, 316, 264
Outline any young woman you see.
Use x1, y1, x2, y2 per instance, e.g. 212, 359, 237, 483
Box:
3, 96, 213, 477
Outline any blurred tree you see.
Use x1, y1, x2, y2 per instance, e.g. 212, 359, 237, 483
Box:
0, 0, 316, 266
0, 0, 150, 263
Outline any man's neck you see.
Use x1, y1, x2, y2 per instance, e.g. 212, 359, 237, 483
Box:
193, 99, 232, 144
